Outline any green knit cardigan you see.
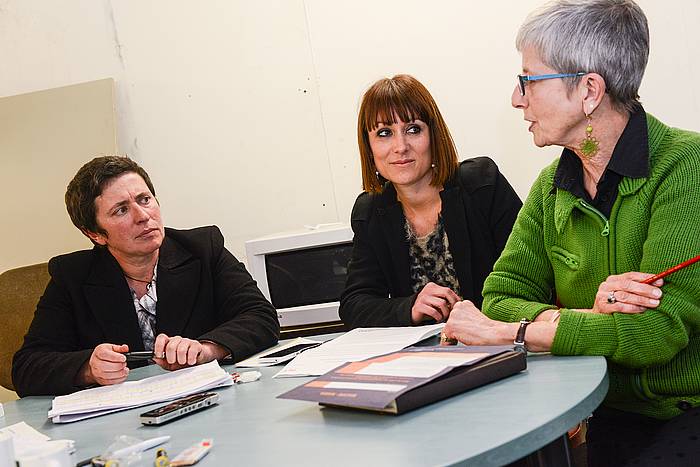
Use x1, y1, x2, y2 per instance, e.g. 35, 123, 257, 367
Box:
483, 114, 700, 419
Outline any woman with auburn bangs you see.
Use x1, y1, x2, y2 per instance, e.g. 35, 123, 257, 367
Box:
339, 74, 522, 329
441, 1, 700, 465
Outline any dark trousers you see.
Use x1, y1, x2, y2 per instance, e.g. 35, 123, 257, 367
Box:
586, 406, 700, 467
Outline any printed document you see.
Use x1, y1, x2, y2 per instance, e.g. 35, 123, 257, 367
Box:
48, 360, 233, 423
274, 323, 444, 377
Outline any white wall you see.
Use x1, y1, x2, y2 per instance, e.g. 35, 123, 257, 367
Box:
1, 0, 698, 263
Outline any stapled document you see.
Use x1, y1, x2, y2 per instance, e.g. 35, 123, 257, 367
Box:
48, 360, 233, 423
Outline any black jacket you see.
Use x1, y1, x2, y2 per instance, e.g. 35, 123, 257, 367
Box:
339, 157, 522, 328
12, 225, 279, 396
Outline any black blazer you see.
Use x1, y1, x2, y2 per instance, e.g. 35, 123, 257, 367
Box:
12, 226, 279, 396
339, 157, 522, 328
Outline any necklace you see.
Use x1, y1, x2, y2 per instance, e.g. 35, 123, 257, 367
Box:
123, 273, 153, 284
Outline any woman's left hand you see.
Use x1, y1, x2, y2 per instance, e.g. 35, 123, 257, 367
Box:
442, 300, 512, 346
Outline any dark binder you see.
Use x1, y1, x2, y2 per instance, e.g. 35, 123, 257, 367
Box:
318, 349, 526, 415
381, 350, 526, 414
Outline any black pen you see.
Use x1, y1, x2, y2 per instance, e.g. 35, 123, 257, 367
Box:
124, 351, 165, 361
76, 456, 97, 467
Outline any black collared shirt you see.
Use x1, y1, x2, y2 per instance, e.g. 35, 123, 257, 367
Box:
553, 106, 649, 218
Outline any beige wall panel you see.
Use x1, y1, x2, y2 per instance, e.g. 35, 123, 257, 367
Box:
0, 79, 117, 272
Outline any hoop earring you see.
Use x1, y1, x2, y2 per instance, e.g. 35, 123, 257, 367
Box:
580, 114, 599, 158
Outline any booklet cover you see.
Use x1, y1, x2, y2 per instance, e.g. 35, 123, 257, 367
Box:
278, 345, 526, 414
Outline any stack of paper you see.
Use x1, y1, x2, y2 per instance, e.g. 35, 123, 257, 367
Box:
274, 323, 445, 377
1, 422, 50, 453
48, 360, 233, 423
0, 421, 75, 460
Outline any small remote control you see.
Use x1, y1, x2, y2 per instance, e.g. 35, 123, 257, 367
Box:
140, 392, 219, 425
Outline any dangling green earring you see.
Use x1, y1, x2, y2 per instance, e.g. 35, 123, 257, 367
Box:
580, 114, 599, 158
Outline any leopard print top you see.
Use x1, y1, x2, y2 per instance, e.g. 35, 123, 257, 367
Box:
405, 215, 460, 295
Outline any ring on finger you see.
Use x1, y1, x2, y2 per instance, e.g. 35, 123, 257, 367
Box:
440, 332, 458, 345
606, 291, 617, 304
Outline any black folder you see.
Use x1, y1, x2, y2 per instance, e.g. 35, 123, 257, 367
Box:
321, 349, 527, 415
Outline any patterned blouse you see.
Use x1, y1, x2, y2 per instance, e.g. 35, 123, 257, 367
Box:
405, 215, 460, 295
128, 265, 158, 350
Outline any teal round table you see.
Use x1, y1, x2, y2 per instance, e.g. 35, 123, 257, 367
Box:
1, 353, 607, 466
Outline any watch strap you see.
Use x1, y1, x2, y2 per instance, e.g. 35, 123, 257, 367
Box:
513, 319, 531, 352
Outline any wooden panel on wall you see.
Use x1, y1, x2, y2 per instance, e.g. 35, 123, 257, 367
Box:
0, 78, 118, 272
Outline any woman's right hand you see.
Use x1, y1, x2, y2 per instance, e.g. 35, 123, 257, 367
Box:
77, 343, 130, 387
590, 272, 663, 314
411, 282, 461, 324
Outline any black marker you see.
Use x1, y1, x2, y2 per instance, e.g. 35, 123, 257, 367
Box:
124, 351, 165, 361
76, 456, 96, 467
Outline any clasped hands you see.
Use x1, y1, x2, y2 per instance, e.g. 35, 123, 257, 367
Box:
411, 282, 461, 324
77, 334, 229, 387
411, 282, 526, 346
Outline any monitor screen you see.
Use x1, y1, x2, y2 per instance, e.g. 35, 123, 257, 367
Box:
265, 242, 353, 309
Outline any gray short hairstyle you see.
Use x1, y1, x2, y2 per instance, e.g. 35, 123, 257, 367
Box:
516, 0, 649, 113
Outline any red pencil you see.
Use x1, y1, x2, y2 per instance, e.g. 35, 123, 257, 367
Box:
641, 254, 700, 284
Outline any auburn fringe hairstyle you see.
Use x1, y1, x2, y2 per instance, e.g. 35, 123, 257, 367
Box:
357, 74, 459, 193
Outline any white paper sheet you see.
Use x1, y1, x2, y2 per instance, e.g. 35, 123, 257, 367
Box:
0, 422, 50, 444
0, 421, 74, 458
274, 323, 445, 377
48, 360, 233, 423
355, 353, 486, 378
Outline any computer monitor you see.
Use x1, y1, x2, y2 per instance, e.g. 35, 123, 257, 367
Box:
244, 224, 353, 329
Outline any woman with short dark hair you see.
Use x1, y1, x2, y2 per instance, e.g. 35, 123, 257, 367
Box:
13, 156, 279, 396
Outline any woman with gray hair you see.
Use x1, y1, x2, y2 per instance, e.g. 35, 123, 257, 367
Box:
442, 0, 700, 465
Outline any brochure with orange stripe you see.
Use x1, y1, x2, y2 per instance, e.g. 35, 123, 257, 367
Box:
278, 345, 525, 414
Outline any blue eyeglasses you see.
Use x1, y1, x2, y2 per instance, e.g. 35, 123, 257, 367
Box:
517, 72, 586, 96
